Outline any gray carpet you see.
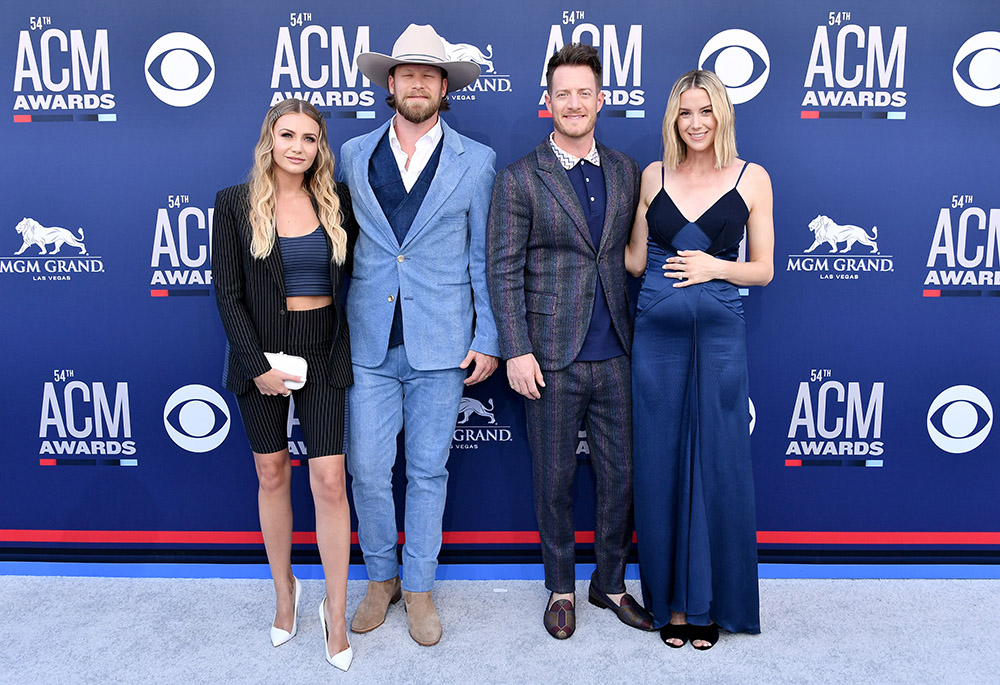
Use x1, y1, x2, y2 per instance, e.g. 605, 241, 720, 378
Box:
1, 576, 996, 683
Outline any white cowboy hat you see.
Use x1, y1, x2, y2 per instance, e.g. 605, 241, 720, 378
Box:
357, 24, 481, 92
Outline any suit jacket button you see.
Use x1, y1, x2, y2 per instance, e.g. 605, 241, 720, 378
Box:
279, 309, 286, 315
397, 255, 405, 263
387, 295, 394, 302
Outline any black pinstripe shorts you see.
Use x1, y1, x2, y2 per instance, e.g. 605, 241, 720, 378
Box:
235, 306, 346, 457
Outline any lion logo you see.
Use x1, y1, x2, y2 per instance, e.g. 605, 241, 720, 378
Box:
804, 215, 878, 254
442, 38, 495, 74
457, 397, 495, 424
14, 217, 87, 255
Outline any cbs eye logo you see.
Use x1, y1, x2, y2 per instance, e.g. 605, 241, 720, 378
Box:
164, 384, 231, 453
699, 29, 770, 105
954, 32, 1000, 107
145, 33, 215, 107
927, 385, 993, 454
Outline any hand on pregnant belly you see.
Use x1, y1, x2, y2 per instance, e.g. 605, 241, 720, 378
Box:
663, 250, 721, 287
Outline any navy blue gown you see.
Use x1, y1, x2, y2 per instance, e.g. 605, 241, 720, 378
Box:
632, 162, 760, 634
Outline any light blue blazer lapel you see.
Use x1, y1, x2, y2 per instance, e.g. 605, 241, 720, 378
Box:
401, 119, 468, 249
351, 120, 398, 248
535, 144, 595, 253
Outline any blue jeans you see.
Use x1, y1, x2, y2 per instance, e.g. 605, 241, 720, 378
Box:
347, 344, 465, 592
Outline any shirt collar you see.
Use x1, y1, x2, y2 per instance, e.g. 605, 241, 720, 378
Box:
548, 132, 600, 170
389, 115, 443, 154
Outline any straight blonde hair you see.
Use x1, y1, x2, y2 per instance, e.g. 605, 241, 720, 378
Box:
247, 99, 347, 263
662, 70, 737, 170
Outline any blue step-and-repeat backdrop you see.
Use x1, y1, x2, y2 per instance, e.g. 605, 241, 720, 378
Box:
2, 0, 998, 564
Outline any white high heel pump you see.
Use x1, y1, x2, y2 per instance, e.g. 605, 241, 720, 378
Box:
319, 596, 353, 671
270, 576, 301, 647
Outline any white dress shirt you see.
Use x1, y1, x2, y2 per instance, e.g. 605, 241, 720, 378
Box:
388, 115, 444, 192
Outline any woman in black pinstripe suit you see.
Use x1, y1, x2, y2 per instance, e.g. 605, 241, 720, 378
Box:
212, 99, 357, 670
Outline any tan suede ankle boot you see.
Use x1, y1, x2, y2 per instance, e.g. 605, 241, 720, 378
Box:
403, 590, 442, 646
350, 576, 401, 633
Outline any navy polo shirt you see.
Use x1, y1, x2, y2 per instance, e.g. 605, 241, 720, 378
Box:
557, 145, 625, 362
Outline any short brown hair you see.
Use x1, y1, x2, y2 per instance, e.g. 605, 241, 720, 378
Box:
385, 65, 451, 111
545, 43, 602, 93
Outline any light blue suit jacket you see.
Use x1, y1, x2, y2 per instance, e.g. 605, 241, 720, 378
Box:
341, 118, 500, 370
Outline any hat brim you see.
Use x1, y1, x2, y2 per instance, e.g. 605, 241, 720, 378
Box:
358, 52, 481, 92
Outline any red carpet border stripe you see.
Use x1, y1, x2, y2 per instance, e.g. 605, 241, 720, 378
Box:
2, 530, 1000, 545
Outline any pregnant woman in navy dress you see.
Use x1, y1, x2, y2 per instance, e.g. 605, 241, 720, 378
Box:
625, 70, 774, 649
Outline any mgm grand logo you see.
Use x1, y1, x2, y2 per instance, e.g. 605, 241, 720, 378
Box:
443, 35, 511, 100
786, 214, 894, 280
2, 217, 105, 280
452, 397, 513, 449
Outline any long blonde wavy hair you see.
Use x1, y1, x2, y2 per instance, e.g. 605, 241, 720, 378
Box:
247, 99, 347, 263
662, 70, 737, 171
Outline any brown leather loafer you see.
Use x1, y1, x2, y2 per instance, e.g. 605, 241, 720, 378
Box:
587, 585, 654, 631
350, 576, 402, 633
403, 590, 442, 646
543, 593, 575, 639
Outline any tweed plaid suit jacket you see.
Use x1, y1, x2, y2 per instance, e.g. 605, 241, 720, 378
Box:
486, 140, 640, 371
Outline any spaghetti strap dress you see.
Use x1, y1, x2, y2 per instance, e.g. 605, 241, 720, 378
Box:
632, 161, 760, 633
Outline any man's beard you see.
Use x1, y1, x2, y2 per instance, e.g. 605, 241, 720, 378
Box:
397, 92, 441, 124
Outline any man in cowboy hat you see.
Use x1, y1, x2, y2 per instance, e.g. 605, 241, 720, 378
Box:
340, 24, 499, 647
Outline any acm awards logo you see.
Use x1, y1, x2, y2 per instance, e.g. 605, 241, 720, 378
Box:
144, 33, 215, 107
927, 385, 993, 454
538, 15, 643, 115
270, 19, 376, 114
163, 385, 230, 453
923, 196, 1000, 296
699, 29, 770, 105
786, 214, 894, 280
38, 375, 136, 461
150, 196, 214, 296
800, 12, 907, 118
786, 371, 885, 465
12, 20, 115, 120
444, 35, 512, 101
953, 32, 1000, 108
452, 396, 513, 450
1, 217, 106, 281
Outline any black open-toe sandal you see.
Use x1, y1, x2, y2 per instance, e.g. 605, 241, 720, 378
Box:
659, 622, 688, 648
689, 623, 719, 650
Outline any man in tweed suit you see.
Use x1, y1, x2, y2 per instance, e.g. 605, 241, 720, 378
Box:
486, 44, 652, 639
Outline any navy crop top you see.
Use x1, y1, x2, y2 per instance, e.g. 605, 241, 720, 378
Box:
278, 227, 332, 296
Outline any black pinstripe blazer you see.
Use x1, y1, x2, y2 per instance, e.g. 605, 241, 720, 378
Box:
212, 182, 357, 394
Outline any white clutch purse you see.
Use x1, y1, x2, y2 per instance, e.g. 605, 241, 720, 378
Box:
264, 352, 308, 390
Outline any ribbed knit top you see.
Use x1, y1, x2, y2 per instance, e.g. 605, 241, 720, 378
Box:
278, 227, 332, 296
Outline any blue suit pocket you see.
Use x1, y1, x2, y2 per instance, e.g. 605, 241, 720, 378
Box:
525, 290, 556, 316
